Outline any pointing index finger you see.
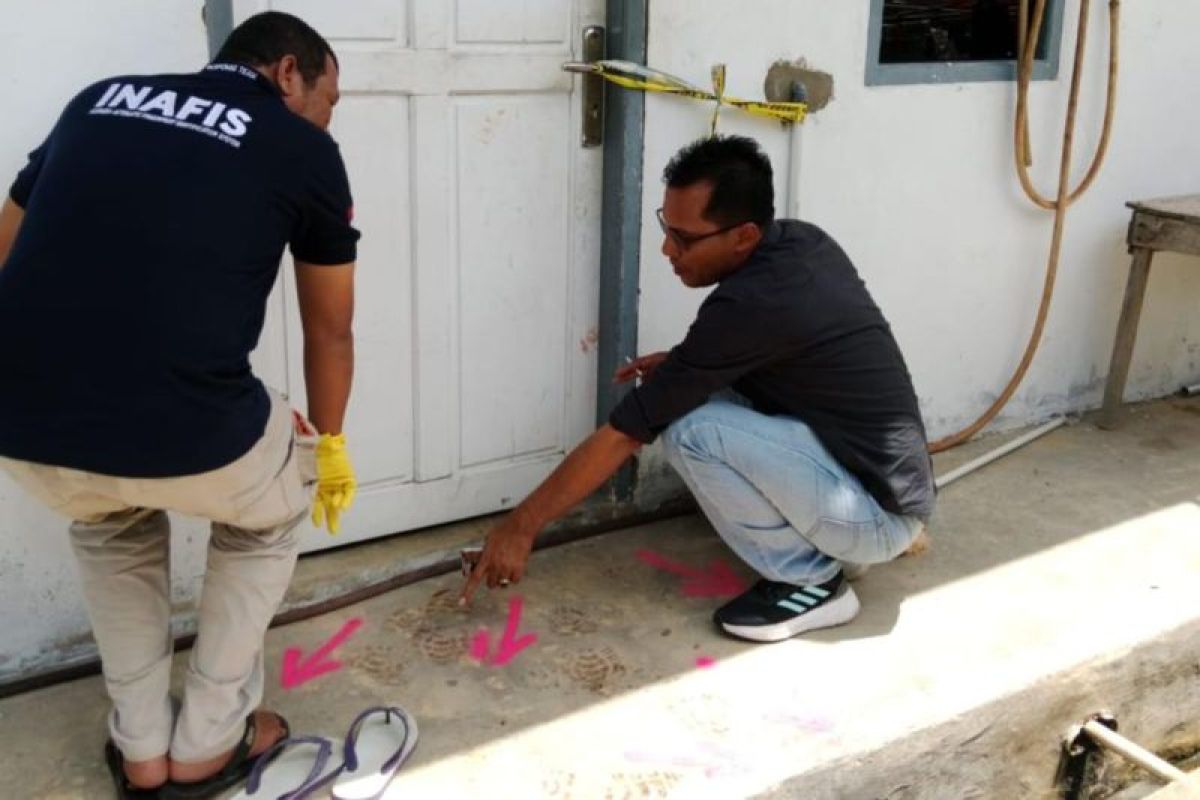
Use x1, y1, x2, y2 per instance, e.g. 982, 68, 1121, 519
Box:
459, 553, 486, 606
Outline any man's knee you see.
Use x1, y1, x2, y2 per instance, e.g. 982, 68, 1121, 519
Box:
663, 401, 738, 465
662, 409, 699, 466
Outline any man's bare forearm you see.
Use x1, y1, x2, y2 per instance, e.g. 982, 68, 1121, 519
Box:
509, 424, 642, 539
0, 198, 25, 269
303, 335, 353, 434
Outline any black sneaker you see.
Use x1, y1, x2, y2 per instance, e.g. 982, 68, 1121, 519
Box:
713, 573, 860, 642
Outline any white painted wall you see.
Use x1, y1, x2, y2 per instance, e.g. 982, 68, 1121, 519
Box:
0, 2, 211, 679
636, 2, 1200, 441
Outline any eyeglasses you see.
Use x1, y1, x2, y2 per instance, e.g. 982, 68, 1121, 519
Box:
656, 208, 748, 251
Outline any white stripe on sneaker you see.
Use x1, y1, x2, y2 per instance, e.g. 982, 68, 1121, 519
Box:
721, 586, 861, 643
777, 599, 810, 614
787, 592, 817, 606
805, 586, 831, 599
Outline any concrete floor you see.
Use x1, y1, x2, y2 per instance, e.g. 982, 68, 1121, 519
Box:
2, 397, 1200, 799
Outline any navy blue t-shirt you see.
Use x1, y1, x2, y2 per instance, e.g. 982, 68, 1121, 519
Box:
0, 63, 359, 477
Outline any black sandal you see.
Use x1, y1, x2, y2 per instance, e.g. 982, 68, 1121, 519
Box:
160, 712, 290, 800
104, 739, 165, 800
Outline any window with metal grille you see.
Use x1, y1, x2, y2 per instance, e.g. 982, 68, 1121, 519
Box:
866, 0, 1065, 85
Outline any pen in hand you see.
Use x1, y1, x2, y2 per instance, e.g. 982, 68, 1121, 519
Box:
624, 355, 644, 383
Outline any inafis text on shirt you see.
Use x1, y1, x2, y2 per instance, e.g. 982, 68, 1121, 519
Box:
88, 82, 252, 147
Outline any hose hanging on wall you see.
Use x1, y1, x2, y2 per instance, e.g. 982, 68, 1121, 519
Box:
929, 0, 1120, 453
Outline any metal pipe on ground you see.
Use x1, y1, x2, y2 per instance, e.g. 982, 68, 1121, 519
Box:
0, 496, 695, 699
1081, 719, 1191, 784
935, 417, 1065, 490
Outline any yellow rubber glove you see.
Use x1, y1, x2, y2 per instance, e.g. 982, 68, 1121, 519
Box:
312, 433, 356, 534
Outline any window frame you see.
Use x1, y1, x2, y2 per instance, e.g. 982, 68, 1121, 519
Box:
865, 0, 1066, 86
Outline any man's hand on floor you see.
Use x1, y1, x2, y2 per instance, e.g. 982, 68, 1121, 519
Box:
459, 514, 536, 606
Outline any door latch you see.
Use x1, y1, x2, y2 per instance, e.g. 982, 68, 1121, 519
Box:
580, 26, 605, 147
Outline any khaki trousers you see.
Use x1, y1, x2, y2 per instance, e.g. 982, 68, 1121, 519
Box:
0, 391, 317, 762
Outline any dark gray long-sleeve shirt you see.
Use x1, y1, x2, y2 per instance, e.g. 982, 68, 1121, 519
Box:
610, 219, 935, 521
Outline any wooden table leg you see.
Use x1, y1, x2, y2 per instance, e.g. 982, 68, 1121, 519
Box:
1099, 247, 1155, 429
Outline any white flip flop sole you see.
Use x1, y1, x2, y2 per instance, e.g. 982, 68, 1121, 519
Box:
230, 737, 343, 800
332, 708, 419, 800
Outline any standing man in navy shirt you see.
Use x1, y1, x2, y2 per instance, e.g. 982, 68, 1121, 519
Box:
462, 136, 934, 645
0, 12, 358, 797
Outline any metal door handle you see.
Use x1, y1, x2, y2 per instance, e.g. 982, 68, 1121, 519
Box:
580, 26, 605, 147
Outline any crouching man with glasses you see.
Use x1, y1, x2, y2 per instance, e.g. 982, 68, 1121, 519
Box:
461, 135, 934, 643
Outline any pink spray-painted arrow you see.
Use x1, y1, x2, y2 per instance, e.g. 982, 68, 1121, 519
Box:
470, 595, 538, 667
636, 549, 747, 598
280, 617, 364, 689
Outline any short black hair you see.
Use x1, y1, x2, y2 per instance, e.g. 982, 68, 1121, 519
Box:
215, 11, 337, 87
662, 135, 774, 227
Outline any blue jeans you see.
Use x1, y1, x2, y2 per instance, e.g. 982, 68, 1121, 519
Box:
662, 395, 922, 586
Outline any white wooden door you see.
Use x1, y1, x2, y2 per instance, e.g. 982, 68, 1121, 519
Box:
244, 0, 604, 549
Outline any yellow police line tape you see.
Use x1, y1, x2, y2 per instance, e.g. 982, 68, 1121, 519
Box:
562, 59, 808, 134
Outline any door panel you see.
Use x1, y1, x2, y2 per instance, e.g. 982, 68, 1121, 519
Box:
241, 0, 603, 549
455, 0, 569, 44
456, 95, 570, 467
